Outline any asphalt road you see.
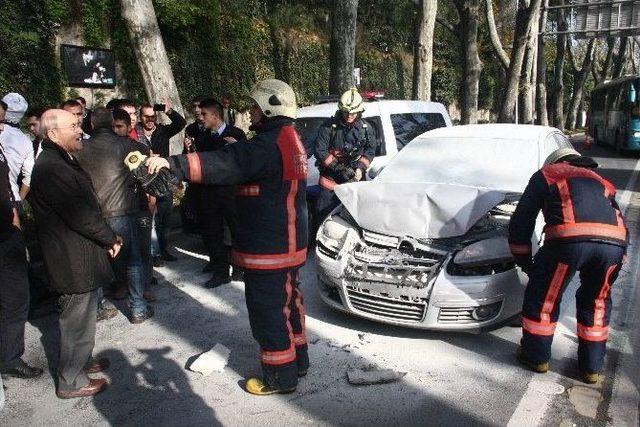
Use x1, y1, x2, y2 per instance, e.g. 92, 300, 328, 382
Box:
1, 134, 639, 426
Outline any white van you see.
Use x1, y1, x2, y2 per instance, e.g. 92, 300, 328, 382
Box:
295, 99, 453, 192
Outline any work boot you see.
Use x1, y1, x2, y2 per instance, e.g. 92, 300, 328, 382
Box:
204, 275, 231, 289
231, 268, 244, 282
580, 371, 600, 384
516, 347, 549, 373
130, 307, 154, 324
245, 377, 296, 396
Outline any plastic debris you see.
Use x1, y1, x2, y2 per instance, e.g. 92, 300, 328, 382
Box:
347, 368, 406, 385
189, 344, 231, 376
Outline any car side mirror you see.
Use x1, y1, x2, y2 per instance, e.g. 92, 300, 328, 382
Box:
367, 165, 385, 180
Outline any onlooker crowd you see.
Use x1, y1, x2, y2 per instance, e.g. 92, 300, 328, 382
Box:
0, 90, 243, 398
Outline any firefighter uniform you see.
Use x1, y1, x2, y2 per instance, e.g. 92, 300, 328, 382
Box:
164, 80, 309, 394
314, 89, 377, 219
508, 148, 627, 381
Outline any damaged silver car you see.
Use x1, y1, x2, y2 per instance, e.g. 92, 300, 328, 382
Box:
315, 124, 573, 330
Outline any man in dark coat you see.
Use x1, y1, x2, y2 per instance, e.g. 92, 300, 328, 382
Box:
0, 125, 43, 380
29, 109, 121, 399
195, 98, 246, 288
76, 108, 153, 324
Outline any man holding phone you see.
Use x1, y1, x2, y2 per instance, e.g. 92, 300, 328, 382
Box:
137, 99, 186, 262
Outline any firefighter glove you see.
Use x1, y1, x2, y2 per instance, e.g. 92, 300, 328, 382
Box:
125, 151, 179, 198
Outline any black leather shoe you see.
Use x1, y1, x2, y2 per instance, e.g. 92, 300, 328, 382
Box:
204, 276, 231, 289
1, 360, 44, 379
160, 251, 177, 262
130, 307, 154, 324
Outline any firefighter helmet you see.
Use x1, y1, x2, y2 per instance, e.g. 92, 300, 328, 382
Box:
338, 88, 365, 114
249, 79, 297, 119
544, 147, 581, 165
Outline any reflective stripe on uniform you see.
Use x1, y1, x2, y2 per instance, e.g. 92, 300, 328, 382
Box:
186, 153, 203, 184
286, 180, 298, 254
231, 248, 307, 270
540, 263, 570, 323
323, 154, 335, 167
236, 184, 260, 196
522, 316, 557, 336
594, 264, 617, 327
319, 176, 337, 190
577, 323, 609, 342
261, 346, 296, 365
556, 179, 575, 223
509, 243, 532, 255
293, 333, 307, 346
261, 271, 297, 366
544, 222, 627, 241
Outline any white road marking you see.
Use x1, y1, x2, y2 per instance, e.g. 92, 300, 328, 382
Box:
507, 153, 640, 426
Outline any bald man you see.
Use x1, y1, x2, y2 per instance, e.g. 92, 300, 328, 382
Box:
29, 109, 122, 399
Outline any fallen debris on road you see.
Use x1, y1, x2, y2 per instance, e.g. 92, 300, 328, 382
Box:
189, 343, 231, 376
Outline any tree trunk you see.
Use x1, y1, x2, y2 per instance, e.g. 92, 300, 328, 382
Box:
412, 0, 438, 101
329, 0, 358, 94
566, 39, 595, 130
486, 0, 510, 71
552, 5, 567, 130
611, 36, 629, 79
498, 0, 543, 123
120, 0, 183, 113
519, 5, 540, 124
455, 0, 483, 124
536, 6, 548, 126
595, 37, 616, 84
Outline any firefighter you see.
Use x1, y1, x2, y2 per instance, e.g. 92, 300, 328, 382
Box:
146, 79, 309, 395
314, 88, 377, 220
508, 147, 628, 384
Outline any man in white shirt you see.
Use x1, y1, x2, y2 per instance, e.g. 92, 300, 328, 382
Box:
0, 100, 34, 206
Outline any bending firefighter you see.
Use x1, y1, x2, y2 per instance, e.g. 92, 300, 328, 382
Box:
508, 148, 628, 384
314, 88, 377, 219
146, 79, 309, 395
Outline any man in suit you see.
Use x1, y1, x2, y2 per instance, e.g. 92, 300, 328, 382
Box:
197, 98, 246, 288
29, 109, 121, 398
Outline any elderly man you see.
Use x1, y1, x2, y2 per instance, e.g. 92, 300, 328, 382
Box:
29, 109, 121, 399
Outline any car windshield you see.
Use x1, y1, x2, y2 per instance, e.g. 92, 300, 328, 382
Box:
377, 136, 540, 193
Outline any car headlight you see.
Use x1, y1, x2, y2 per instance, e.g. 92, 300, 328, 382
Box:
316, 215, 353, 257
447, 237, 515, 276
634, 131, 640, 138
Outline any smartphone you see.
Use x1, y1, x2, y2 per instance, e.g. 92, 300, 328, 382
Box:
153, 103, 166, 112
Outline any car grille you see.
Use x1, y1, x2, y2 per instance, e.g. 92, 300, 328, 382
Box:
346, 285, 427, 322
438, 307, 476, 324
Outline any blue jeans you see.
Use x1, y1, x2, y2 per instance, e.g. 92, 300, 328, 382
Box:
152, 196, 172, 255
107, 215, 148, 316
137, 212, 153, 286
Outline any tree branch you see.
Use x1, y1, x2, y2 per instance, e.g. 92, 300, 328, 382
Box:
486, 0, 510, 70
436, 16, 457, 37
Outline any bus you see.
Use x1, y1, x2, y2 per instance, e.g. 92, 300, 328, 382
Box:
589, 75, 640, 153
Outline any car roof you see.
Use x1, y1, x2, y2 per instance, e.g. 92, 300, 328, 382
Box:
419, 123, 561, 141
297, 99, 448, 118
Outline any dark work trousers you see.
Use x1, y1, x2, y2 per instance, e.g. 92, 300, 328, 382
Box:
521, 241, 624, 373
244, 268, 309, 390
316, 187, 340, 222
153, 195, 173, 255
57, 289, 97, 392
0, 229, 30, 370
200, 186, 236, 279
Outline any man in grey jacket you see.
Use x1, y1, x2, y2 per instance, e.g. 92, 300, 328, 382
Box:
76, 108, 153, 324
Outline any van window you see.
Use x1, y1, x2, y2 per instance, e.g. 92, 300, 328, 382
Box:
391, 113, 447, 151
295, 116, 386, 158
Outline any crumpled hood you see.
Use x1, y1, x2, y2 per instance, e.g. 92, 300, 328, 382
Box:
334, 181, 507, 239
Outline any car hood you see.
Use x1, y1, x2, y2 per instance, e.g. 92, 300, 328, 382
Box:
334, 181, 507, 239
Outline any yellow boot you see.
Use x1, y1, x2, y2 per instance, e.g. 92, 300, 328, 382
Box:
245, 378, 296, 396
580, 371, 600, 384
516, 347, 549, 373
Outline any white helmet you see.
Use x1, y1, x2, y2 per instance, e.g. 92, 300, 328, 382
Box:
544, 147, 581, 165
338, 88, 364, 114
2, 92, 28, 124
250, 79, 297, 119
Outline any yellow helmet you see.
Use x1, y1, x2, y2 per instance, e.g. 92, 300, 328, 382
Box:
249, 79, 297, 119
338, 88, 365, 114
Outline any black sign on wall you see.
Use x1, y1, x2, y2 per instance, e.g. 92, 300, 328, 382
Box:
61, 44, 116, 88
